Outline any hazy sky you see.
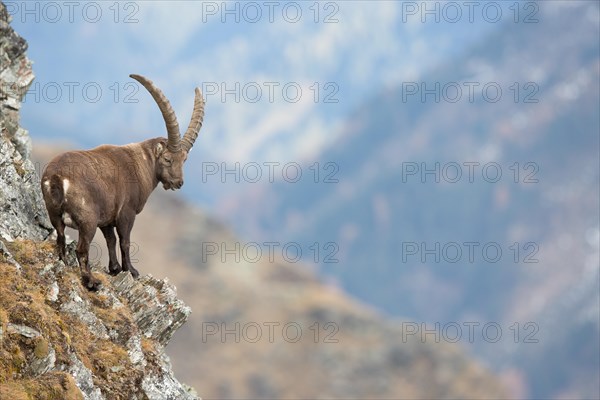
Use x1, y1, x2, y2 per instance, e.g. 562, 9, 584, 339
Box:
7, 0, 506, 206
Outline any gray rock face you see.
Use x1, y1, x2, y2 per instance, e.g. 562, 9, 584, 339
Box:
0, 238, 21, 270
111, 273, 192, 346
68, 352, 105, 400
1, 242, 198, 400
5, 323, 57, 376
45, 257, 195, 399
0, 1, 52, 242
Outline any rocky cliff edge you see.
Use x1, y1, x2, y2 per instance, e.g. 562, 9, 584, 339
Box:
0, 3, 198, 399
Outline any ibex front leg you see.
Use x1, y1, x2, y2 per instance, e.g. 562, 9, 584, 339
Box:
101, 226, 122, 275
116, 211, 139, 278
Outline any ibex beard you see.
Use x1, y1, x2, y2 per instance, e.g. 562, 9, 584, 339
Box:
41, 74, 205, 291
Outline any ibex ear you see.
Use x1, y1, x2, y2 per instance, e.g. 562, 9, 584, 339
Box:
154, 142, 165, 157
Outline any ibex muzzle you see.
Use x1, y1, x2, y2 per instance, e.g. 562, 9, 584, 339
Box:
41, 74, 205, 291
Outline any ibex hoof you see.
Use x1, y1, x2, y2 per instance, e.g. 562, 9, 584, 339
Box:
129, 267, 140, 279
108, 263, 123, 276
82, 274, 102, 291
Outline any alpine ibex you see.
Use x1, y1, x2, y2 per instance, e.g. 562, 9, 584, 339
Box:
41, 74, 205, 290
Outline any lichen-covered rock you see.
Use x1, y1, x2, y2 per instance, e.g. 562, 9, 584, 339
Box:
111, 272, 191, 346
0, 239, 22, 270
67, 352, 105, 400
60, 288, 110, 340
30, 337, 56, 376
0, 1, 52, 242
0, 239, 198, 399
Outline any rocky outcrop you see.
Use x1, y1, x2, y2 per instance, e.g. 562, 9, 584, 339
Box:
0, 240, 197, 400
0, 3, 197, 398
0, 1, 52, 241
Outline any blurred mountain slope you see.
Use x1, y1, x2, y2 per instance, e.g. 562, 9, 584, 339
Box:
217, 2, 600, 399
140, 192, 509, 399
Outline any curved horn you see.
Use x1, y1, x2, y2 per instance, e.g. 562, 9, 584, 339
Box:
129, 74, 181, 152
181, 88, 205, 153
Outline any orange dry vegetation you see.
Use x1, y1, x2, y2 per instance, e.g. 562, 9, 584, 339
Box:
0, 239, 159, 399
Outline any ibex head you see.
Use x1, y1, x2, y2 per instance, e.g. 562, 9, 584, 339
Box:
130, 74, 205, 190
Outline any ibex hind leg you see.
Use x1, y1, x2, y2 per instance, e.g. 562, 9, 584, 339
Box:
101, 226, 122, 275
49, 214, 67, 262
76, 222, 102, 291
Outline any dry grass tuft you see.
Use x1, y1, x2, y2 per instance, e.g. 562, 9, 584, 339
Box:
0, 372, 84, 400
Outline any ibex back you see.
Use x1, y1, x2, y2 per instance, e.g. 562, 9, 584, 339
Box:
41, 74, 205, 290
